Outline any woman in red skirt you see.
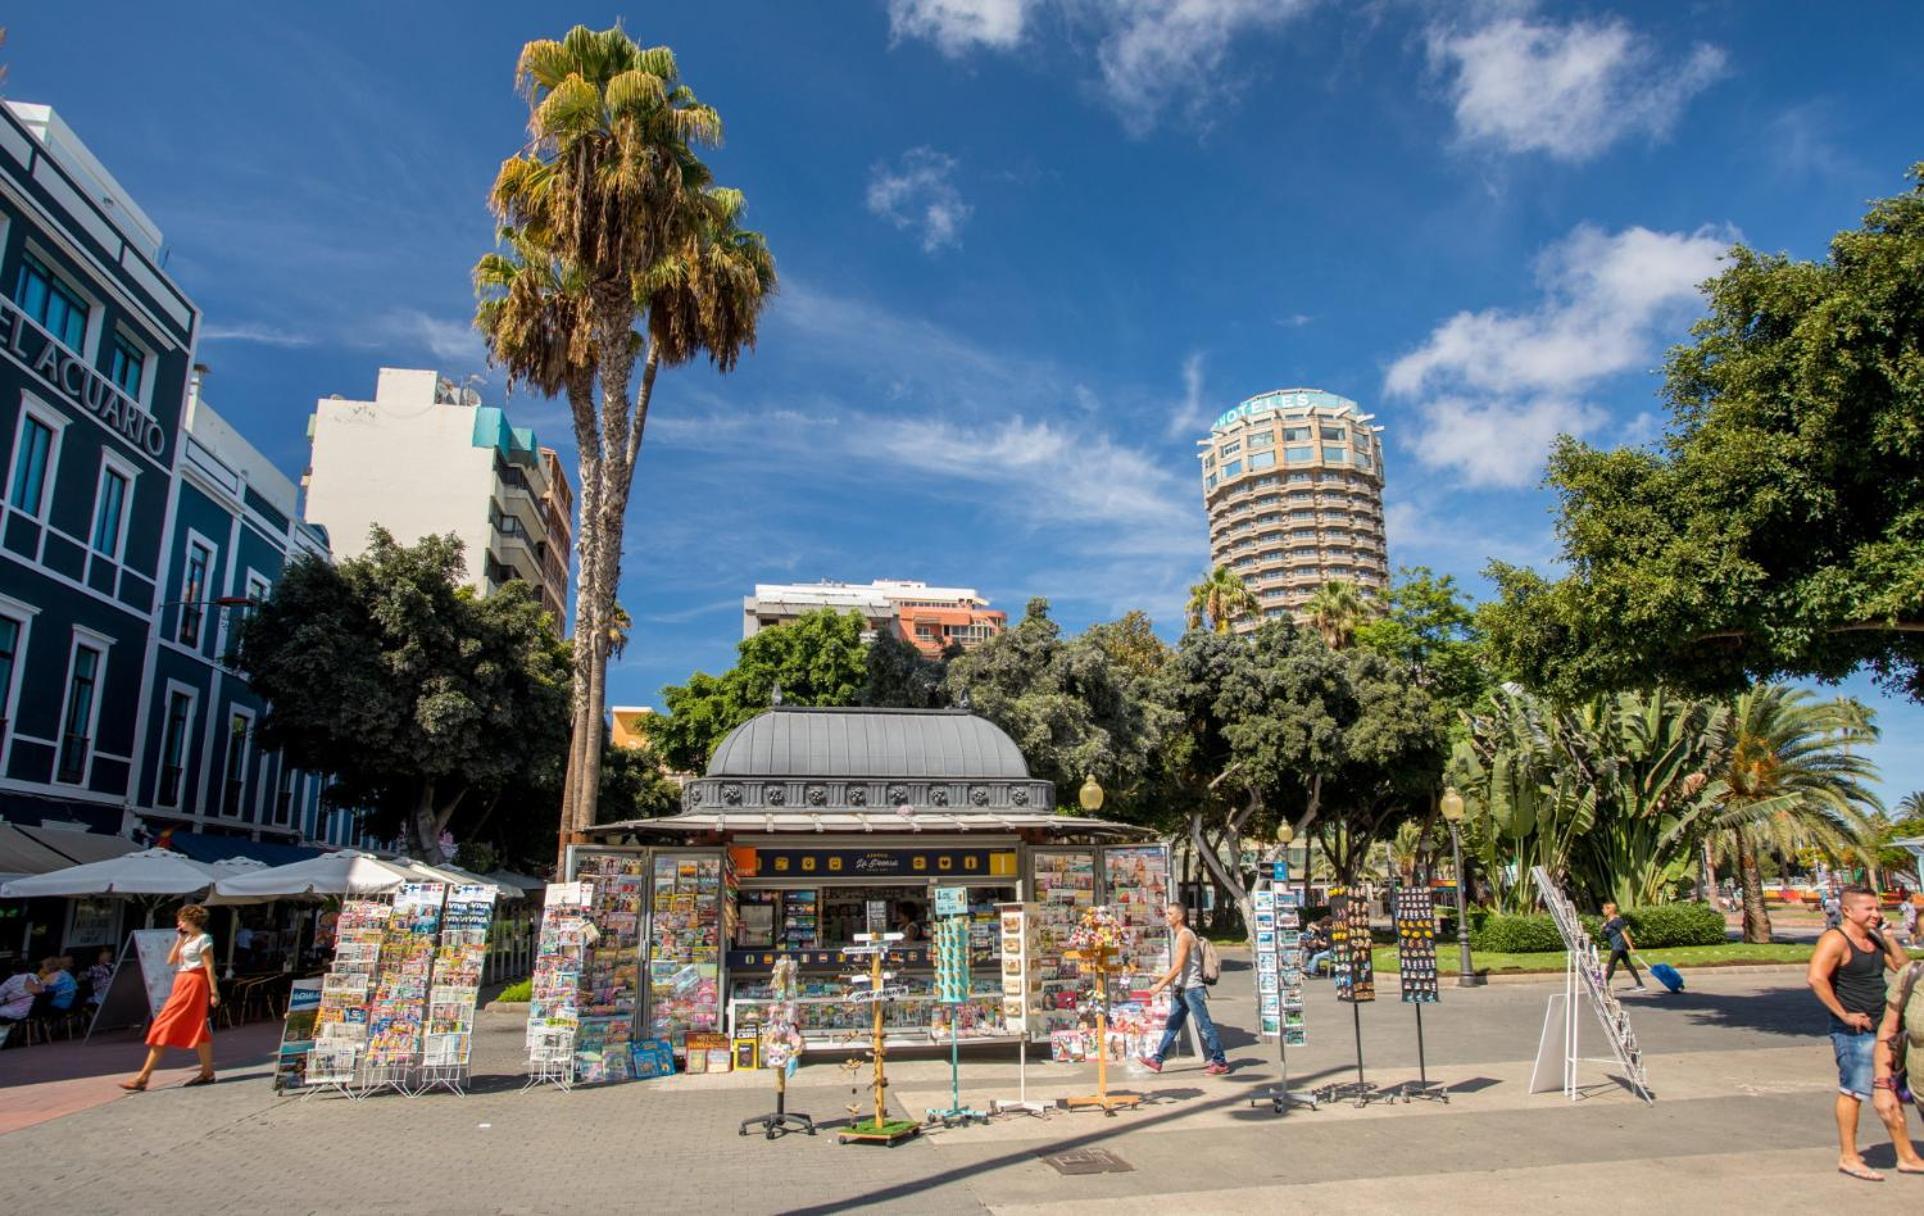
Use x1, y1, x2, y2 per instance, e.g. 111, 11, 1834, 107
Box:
120, 904, 219, 1090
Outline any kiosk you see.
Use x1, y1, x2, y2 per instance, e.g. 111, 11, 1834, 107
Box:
575, 706, 1166, 1065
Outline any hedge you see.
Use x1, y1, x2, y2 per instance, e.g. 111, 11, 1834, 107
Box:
1469, 902, 1726, 953
495, 978, 532, 1002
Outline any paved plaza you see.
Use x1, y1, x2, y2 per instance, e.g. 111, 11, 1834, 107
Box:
1, 957, 1911, 1214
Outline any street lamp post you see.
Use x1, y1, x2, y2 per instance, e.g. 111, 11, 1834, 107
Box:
1078, 776, 1104, 813
1440, 787, 1482, 988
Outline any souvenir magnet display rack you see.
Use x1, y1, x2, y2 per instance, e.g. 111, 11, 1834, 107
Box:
926, 908, 989, 1127
741, 957, 815, 1139
1392, 882, 1447, 1103
989, 902, 1049, 1118
1249, 883, 1316, 1115
1314, 886, 1392, 1108
837, 932, 920, 1145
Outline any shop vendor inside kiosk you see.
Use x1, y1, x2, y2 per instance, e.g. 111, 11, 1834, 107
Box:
577, 706, 1170, 1054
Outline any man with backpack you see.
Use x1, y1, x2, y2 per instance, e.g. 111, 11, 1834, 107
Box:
1139, 902, 1229, 1076
1809, 886, 1916, 1181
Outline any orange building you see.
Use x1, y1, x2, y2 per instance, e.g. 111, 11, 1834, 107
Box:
895, 601, 1007, 659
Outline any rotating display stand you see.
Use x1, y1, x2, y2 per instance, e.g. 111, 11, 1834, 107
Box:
741, 957, 815, 1140
837, 933, 920, 1146
1062, 942, 1142, 1116
1249, 886, 1317, 1115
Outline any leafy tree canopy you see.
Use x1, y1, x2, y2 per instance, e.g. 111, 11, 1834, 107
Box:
1484, 166, 1924, 702
236, 528, 571, 861
1354, 566, 1489, 713
943, 599, 1162, 819
653, 610, 944, 773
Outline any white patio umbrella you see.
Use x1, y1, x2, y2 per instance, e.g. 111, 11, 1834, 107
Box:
211, 850, 414, 900
0, 847, 223, 898
387, 858, 509, 898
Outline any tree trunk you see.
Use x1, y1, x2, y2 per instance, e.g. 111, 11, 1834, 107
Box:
557, 374, 602, 872
411, 781, 441, 862
1189, 811, 1254, 940
1736, 831, 1772, 944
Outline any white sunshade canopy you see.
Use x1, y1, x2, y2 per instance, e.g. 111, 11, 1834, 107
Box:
211, 850, 416, 900
0, 848, 225, 898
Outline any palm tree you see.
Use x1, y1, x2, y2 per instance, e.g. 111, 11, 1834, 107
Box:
1186, 566, 1261, 634
1708, 687, 1883, 943
484, 25, 774, 848
1302, 579, 1371, 649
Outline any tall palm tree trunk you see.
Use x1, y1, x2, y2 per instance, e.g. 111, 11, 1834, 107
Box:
1736, 830, 1773, 944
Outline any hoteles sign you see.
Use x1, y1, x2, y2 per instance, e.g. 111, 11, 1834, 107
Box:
1, 298, 168, 460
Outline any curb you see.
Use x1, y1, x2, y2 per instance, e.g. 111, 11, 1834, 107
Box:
1425, 961, 1812, 985
484, 1001, 530, 1012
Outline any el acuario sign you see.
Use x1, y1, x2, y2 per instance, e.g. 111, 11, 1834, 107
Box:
1, 297, 167, 459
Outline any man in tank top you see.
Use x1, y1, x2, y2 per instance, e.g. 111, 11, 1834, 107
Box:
1808, 885, 1916, 1181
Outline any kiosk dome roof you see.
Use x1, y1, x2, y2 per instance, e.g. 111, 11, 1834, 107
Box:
707, 707, 1031, 780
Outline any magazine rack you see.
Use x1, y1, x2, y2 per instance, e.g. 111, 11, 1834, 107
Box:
523, 1026, 578, 1092
1527, 867, 1653, 1103
304, 1041, 364, 1102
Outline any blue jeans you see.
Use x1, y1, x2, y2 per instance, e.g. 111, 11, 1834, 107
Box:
1307, 950, 1331, 976
1829, 1015, 1876, 1098
1154, 985, 1226, 1065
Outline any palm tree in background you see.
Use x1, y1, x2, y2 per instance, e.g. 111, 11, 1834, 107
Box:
483, 25, 775, 858
1708, 688, 1882, 943
1186, 566, 1261, 634
1302, 579, 1371, 649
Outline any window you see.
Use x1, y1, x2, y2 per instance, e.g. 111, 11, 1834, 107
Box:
245, 573, 270, 619
1288, 471, 1313, 483
1323, 446, 1348, 463
158, 690, 192, 807
1283, 427, 1310, 442
1248, 451, 1276, 471
1219, 441, 1241, 458
91, 465, 129, 557
1284, 446, 1313, 463
1321, 426, 1347, 442
0, 615, 19, 740
108, 334, 144, 398
1221, 460, 1242, 478
179, 542, 212, 646
221, 713, 250, 818
1205, 473, 1217, 490
1248, 431, 1274, 448
1291, 509, 1316, 520
1356, 452, 1374, 470
13, 253, 88, 350
9, 414, 55, 517
56, 643, 103, 784
274, 761, 298, 827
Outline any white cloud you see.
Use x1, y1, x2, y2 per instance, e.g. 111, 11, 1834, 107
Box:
1428, 11, 1727, 162
1386, 222, 1731, 488
1165, 351, 1208, 439
886, 0, 1314, 135
887, 0, 1034, 55
1088, 0, 1314, 135
199, 322, 315, 347
372, 309, 488, 368
866, 148, 974, 253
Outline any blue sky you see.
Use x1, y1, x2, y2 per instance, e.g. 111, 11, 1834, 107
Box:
6, 1, 1921, 803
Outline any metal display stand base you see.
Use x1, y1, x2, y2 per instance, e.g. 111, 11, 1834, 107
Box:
741, 1082, 816, 1140
991, 1038, 1051, 1118
1314, 1002, 1393, 1108
1252, 1034, 1318, 1115
417, 1063, 471, 1096
1063, 1091, 1143, 1115
1399, 1003, 1449, 1103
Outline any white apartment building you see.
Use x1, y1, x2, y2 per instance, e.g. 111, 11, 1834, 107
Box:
743, 580, 1006, 658
303, 368, 572, 625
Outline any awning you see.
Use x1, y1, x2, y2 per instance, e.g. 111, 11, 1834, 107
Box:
162, 830, 324, 868
18, 825, 142, 866
0, 823, 82, 885
586, 808, 1155, 840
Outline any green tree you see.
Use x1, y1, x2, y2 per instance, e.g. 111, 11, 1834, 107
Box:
944, 599, 1161, 819
483, 24, 776, 855
1186, 566, 1261, 635
1085, 610, 1172, 682
653, 610, 872, 772
1483, 165, 1924, 705
597, 740, 682, 824
1708, 687, 1882, 942
1302, 579, 1373, 650
236, 529, 571, 861
862, 630, 950, 709
1354, 567, 1488, 711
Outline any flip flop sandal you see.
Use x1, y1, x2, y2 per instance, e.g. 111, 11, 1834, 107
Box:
1839, 1165, 1885, 1182
182, 1074, 216, 1087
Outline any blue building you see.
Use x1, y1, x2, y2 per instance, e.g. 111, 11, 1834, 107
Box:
1, 102, 349, 857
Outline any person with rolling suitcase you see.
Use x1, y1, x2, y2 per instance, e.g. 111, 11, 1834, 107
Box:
1600, 903, 1646, 992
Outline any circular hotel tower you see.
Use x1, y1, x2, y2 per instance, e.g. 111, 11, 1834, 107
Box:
1199, 388, 1389, 625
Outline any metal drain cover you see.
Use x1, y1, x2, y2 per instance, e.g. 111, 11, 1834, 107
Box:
1039, 1148, 1134, 1175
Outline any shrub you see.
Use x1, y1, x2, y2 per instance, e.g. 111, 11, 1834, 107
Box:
1625, 902, 1726, 948
1470, 913, 1565, 953
494, 978, 532, 1003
